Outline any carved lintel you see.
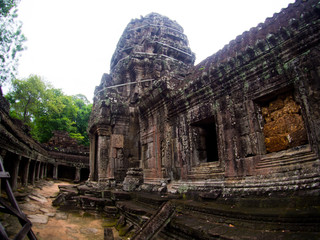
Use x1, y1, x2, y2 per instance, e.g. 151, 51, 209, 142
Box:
96, 126, 112, 136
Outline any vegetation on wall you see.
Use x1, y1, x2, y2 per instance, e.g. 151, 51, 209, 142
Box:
5, 75, 92, 145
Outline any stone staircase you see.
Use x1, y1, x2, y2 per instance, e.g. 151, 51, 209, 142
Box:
256, 145, 319, 174
159, 196, 320, 240
187, 162, 224, 180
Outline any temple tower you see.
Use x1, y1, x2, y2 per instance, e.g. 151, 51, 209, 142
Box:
88, 13, 195, 185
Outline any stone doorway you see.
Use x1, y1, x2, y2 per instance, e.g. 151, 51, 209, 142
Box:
191, 116, 219, 163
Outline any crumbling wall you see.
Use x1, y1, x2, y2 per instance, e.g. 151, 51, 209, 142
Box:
261, 93, 308, 153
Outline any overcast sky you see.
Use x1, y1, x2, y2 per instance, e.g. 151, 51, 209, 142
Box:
10, 0, 294, 102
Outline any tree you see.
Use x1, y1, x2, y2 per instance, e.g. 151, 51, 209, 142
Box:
0, 0, 26, 84
72, 94, 92, 145
6, 75, 92, 145
6, 75, 47, 123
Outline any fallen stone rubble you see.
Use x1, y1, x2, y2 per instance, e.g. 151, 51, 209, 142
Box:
53, 181, 320, 240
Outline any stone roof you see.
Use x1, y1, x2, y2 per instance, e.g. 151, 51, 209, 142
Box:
188, 0, 320, 81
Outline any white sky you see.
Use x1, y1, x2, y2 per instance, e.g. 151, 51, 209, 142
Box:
11, 0, 294, 102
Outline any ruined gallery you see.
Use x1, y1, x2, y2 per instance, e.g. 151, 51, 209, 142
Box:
1, 0, 320, 239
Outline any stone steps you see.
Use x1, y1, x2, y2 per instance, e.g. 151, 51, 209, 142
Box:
166, 211, 320, 240
160, 198, 320, 240
187, 162, 224, 180
256, 151, 317, 169
134, 192, 172, 209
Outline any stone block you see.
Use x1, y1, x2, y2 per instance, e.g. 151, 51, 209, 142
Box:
104, 228, 114, 240
27, 214, 49, 224
111, 191, 132, 201
111, 134, 124, 148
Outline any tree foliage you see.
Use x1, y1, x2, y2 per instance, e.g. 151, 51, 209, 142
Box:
0, 0, 26, 84
6, 75, 92, 145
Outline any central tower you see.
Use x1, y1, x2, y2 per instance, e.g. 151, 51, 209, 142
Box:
88, 13, 194, 185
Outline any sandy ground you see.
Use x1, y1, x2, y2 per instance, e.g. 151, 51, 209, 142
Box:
1, 180, 120, 240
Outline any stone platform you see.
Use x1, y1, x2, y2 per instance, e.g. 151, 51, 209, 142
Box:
53, 182, 320, 239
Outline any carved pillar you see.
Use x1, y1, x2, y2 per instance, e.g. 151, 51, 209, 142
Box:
22, 158, 31, 186
96, 126, 111, 183
53, 164, 58, 180
89, 134, 96, 181
11, 155, 21, 191
109, 134, 124, 181
75, 167, 81, 183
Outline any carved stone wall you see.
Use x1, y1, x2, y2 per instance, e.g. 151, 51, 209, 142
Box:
89, 0, 320, 195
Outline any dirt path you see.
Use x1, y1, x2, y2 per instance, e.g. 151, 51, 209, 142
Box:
16, 180, 118, 240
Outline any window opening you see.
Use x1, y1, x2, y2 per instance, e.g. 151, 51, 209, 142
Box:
258, 91, 308, 153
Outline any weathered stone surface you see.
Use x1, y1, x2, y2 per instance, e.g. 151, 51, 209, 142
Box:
55, 212, 68, 220
104, 228, 114, 240
80, 228, 99, 235
111, 191, 131, 201
103, 206, 118, 214
28, 194, 48, 203
52, 2, 320, 239
43, 130, 89, 154
27, 214, 49, 224
123, 168, 143, 191
262, 94, 308, 153
20, 203, 41, 212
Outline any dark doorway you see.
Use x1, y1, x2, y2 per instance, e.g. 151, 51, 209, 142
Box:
80, 168, 89, 182
191, 116, 219, 163
47, 163, 54, 178
58, 165, 75, 181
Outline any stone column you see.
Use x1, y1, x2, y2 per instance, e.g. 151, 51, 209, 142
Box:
11, 155, 21, 191
96, 126, 111, 184
74, 167, 81, 183
109, 134, 124, 181
30, 160, 36, 185
40, 162, 44, 179
36, 161, 41, 181
44, 163, 48, 178
0, 150, 7, 195
53, 164, 58, 180
22, 158, 31, 187
89, 134, 96, 181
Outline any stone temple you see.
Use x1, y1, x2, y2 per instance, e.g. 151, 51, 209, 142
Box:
88, 4, 320, 194
1, 0, 320, 239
